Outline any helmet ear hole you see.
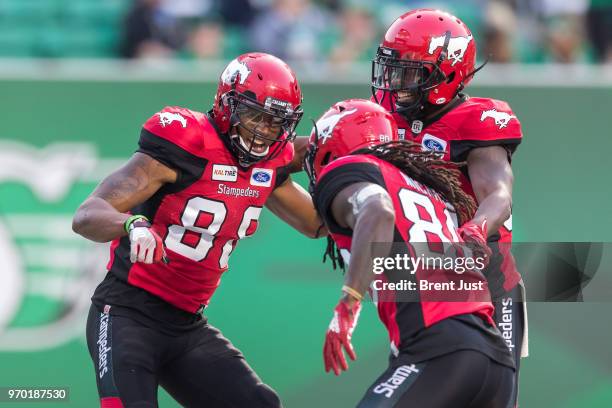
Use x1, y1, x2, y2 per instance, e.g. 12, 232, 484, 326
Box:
321, 152, 333, 166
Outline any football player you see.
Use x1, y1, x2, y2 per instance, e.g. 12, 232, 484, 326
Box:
73, 53, 323, 408
295, 8, 525, 406
305, 99, 515, 407
370, 9, 525, 406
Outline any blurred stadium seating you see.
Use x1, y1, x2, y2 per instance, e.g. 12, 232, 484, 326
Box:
0, 0, 609, 64
0, 0, 127, 57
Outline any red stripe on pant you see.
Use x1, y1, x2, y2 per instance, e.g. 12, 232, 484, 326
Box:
100, 397, 124, 408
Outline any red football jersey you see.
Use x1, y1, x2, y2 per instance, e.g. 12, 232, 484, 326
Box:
314, 154, 503, 360
374, 93, 522, 292
106, 106, 294, 313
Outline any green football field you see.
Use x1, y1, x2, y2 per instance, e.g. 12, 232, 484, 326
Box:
0, 78, 610, 407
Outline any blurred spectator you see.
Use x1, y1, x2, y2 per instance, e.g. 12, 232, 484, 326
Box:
328, 4, 377, 66
586, 0, 612, 63
2, 0, 612, 65
482, 1, 517, 63
158, 0, 225, 59
318, 0, 343, 12
249, 0, 333, 62
160, 0, 215, 19
188, 20, 224, 59
217, 0, 260, 27
119, 0, 184, 59
536, 0, 588, 63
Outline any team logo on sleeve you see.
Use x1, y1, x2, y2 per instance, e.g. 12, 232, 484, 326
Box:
157, 112, 187, 128
428, 34, 473, 66
212, 164, 238, 182
221, 59, 251, 85
316, 108, 357, 144
480, 109, 517, 129
250, 168, 273, 187
422, 134, 447, 152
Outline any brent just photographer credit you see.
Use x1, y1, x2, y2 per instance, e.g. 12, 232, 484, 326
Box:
369, 247, 490, 300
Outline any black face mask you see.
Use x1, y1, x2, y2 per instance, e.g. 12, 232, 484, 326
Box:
371, 45, 448, 120
225, 91, 303, 167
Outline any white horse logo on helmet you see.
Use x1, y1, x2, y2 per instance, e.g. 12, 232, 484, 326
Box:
157, 112, 187, 128
428, 34, 473, 66
316, 108, 358, 144
221, 59, 251, 85
480, 109, 517, 129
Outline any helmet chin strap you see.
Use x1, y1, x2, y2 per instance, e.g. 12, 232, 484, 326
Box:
457, 54, 490, 93
395, 91, 427, 121
226, 126, 259, 168
227, 114, 268, 167
305, 118, 320, 194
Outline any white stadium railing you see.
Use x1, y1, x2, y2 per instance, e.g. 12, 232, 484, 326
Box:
0, 58, 611, 87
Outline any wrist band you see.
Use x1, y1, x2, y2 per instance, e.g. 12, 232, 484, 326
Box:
342, 285, 363, 301
124, 214, 149, 233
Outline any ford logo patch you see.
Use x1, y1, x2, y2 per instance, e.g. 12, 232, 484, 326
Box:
253, 171, 271, 183
423, 138, 444, 151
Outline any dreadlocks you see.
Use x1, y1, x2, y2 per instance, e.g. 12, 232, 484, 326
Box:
322, 140, 476, 271
353, 140, 476, 224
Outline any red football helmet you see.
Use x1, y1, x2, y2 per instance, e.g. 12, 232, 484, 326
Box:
212, 52, 303, 166
372, 9, 477, 118
304, 99, 398, 188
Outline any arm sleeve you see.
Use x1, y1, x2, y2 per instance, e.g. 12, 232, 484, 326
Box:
137, 108, 207, 185
451, 137, 522, 163
313, 161, 386, 235
273, 164, 291, 189
137, 128, 206, 186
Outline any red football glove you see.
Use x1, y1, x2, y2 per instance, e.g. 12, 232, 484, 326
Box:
323, 299, 361, 375
457, 219, 492, 268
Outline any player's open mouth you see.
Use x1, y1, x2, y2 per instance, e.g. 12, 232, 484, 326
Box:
241, 137, 270, 156
397, 90, 418, 104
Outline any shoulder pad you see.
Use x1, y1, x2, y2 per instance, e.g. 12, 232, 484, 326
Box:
457, 97, 522, 141
142, 106, 214, 157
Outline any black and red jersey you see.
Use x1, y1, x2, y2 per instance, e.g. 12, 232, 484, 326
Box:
374, 93, 522, 292
95, 106, 293, 316
313, 154, 514, 367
